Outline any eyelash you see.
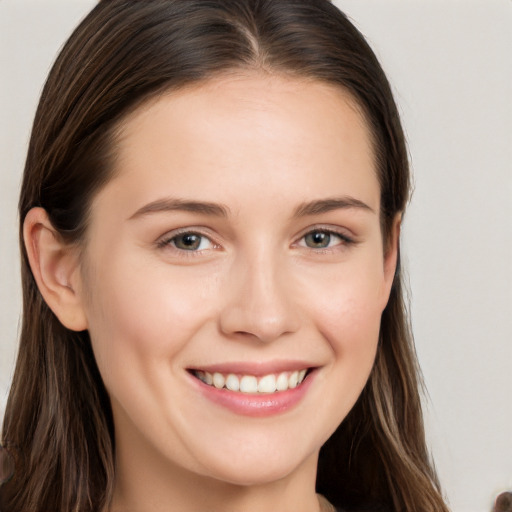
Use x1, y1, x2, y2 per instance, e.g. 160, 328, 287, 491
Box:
296, 227, 354, 252
156, 226, 355, 255
156, 229, 218, 256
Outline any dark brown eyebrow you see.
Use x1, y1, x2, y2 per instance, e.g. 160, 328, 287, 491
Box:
293, 197, 375, 217
129, 198, 229, 220
129, 196, 372, 220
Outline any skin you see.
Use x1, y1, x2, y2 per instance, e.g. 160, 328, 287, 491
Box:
25, 73, 400, 512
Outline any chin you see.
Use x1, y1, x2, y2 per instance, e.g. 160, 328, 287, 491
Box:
194, 440, 318, 488
206, 459, 305, 487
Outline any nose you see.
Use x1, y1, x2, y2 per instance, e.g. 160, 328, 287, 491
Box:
218, 249, 300, 343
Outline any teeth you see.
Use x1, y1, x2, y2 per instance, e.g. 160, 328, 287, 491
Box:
213, 372, 225, 389
225, 374, 240, 392
289, 371, 299, 389
195, 369, 309, 394
240, 375, 258, 393
257, 374, 276, 393
276, 372, 289, 391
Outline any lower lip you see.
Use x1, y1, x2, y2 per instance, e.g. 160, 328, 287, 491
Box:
190, 371, 316, 417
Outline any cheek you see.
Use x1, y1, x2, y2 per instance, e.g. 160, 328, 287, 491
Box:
298, 255, 385, 353
317, 285, 382, 372
296, 262, 384, 435
83, 255, 217, 387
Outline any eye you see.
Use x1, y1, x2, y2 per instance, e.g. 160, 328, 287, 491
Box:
161, 232, 214, 251
298, 229, 350, 249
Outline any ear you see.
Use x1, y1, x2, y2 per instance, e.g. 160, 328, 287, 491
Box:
23, 207, 88, 331
380, 213, 402, 307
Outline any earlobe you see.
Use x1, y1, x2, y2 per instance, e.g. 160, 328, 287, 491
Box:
23, 207, 88, 332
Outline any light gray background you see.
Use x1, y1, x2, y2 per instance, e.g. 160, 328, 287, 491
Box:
1, 1, 511, 511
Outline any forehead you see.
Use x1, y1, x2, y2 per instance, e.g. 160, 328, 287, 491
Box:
97, 73, 379, 218
116, 73, 372, 161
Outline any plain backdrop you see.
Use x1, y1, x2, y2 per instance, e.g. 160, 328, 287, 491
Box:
0, 1, 511, 511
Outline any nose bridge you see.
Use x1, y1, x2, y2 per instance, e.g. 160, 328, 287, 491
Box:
219, 243, 299, 343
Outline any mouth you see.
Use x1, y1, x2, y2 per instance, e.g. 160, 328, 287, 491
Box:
189, 368, 311, 394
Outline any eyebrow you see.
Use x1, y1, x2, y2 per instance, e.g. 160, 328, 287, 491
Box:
129, 198, 230, 219
292, 197, 374, 217
129, 195, 373, 221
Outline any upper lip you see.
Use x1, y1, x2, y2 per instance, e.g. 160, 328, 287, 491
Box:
188, 360, 316, 376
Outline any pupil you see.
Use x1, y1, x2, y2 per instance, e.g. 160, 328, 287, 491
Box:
179, 234, 200, 249
308, 232, 330, 248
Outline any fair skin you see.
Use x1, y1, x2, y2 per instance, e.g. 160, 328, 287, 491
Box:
24, 74, 400, 512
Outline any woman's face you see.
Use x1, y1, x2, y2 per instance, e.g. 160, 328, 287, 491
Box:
79, 74, 398, 488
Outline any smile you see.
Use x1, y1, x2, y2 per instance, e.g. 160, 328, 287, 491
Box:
192, 369, 309, 394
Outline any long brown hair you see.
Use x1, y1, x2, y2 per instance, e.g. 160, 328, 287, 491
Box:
1, 1, 449, 511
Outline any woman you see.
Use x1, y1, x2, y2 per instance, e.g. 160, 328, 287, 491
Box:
0, 1, 449, 511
